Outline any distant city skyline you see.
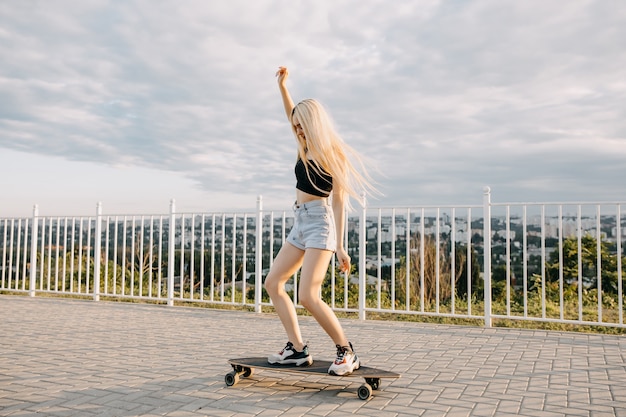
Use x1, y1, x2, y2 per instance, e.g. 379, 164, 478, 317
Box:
1, 1, 625, 217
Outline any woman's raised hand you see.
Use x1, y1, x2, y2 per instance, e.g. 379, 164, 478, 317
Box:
276, 66, 289, 86
276, 66, 294, 119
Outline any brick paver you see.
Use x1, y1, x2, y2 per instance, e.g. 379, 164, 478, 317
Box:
0, 295, 625, 416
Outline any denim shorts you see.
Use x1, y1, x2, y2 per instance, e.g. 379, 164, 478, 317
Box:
286, 199, 337, 252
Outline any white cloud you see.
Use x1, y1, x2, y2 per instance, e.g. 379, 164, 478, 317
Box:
0, 0, 625, 216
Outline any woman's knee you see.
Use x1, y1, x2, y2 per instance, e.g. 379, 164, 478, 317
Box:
265, 272, 285, 297
264, 274, 277, 296
299, 290, 319, 310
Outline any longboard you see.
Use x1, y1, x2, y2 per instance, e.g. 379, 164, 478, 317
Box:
226, 357, 400, 400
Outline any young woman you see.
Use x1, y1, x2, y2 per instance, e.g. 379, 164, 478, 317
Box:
265, 66, 375, 376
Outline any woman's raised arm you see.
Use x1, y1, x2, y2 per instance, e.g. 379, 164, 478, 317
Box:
276, 66, 295, 121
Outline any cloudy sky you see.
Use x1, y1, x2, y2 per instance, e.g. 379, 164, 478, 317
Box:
1, 0, 625, 217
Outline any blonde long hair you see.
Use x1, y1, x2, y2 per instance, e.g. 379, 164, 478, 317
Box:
291, 99, 377, 209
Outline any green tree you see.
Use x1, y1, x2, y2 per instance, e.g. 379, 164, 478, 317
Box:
546, 235, 623, 295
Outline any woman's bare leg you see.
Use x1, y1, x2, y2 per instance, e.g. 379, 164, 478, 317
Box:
298, 248, 349, 347
264, 242, 306, 350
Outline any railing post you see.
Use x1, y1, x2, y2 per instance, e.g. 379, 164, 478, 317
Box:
483, 186, 492, 327
255, 195, 263, 313
167, 199, 176, 306
28, 204, 39, 297
358, 192, 367, 321
93, 202, 102, 301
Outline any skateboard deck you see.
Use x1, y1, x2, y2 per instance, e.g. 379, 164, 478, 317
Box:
226, 357, 400, 400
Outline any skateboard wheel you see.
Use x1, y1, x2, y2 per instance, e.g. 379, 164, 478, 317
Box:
357, 384, 372, 400
242, 367, 254, 378
225, 371, 240, 386
365, 378, 380, 390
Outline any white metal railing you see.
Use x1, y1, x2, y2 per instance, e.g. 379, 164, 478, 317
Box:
1, 189, 624, 329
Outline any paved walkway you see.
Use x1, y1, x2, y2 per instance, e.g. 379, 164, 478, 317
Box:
0, 295, 625, 417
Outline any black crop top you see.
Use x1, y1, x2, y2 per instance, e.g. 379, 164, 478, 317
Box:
295, 159, 333, 197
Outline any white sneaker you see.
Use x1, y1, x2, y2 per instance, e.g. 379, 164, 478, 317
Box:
268, 342, 313, 366
328, 342, 360, 376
